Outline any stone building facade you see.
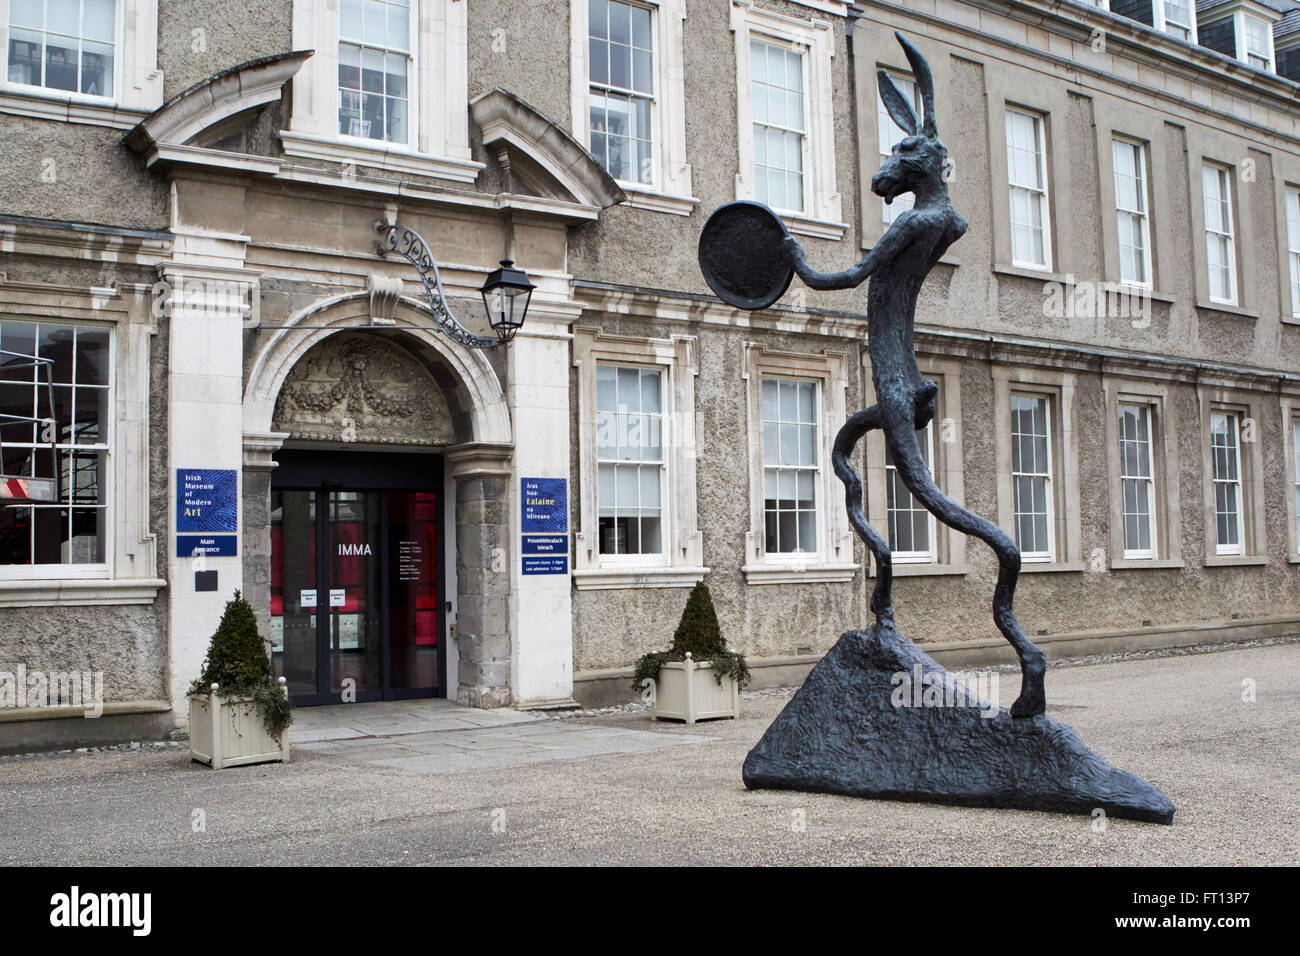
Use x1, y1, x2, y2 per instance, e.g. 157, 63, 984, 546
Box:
0, 0, 1296, 747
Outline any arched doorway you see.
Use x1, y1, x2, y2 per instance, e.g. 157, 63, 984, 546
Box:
242, 295, 515, 708
268, 332, 452, 704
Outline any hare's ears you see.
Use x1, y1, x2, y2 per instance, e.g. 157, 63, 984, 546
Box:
877, 31, 937, 139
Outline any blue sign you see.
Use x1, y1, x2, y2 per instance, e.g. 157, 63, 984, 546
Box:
522, 554, 568, 576
521, 477, 567, 533
522, 534, 567, 555
177, 534, 238, 558
177, 469, 238, 533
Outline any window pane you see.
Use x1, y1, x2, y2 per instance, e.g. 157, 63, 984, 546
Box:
84, 0, 115, 43
615, 464, 638, 509
11, 0, 43, 29
797, 510, 817, 553
341, 0, 363, 40
0, 505, 32, 564
597, 462, 614, 512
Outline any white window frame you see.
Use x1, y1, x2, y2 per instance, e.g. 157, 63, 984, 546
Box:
0, 316, 110, 573
885, 416, 937, 564
1291, 408, 1300, 558
1202, 162, 1237, 306
863, 358, 968, 577
283, 0, 482, 182
1112, 137, 1153, 289
1236, 10, 1275, 72
742, 343, 854, 584
1209, 410, 1244, 557
1285, 186, 1300, 319
1009, 391, 1055, 563
748, 35, 809, 217
1284, 399, 1300, 561
1005, 106, 1052, 271
572, 327, 705, 590
335, 0, 415, 147
594, 362, 667, 564
730, 0, 844, 240
878, 69, 920, 227
1198, 389, 1267, 567
1104, 379, 1183, 570
760, 376, 821, 556
0, 0, 161, 128
1155, 0, 1198, 43
993, 366, 1081, 571
571, 0, 695, 215
1117, 402, 1159, 560
0, 280, 161, 606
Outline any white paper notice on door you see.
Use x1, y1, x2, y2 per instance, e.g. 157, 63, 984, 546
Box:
300, 589, 317, 609
329, 589, 346, 607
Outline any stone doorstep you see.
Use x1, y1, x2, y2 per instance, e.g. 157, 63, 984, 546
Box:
311, 724, 717, 774
571, 616, 1300, 709
287, 698, 543, 745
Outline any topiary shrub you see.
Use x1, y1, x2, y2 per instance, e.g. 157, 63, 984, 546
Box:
188, 590, 292, 743
632, 581, 750, 693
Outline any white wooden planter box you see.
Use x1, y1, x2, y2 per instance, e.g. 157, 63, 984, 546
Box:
189, 680, 290, 769
652, 654, 739, 723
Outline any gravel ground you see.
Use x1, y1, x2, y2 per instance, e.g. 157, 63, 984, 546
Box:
0, 641, 1295, 866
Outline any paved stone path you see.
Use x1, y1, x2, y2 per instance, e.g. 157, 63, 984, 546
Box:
0, 642, 1294, 865
296, 718, 715, 773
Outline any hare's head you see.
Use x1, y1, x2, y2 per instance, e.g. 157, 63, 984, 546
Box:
873, 33, 947, 207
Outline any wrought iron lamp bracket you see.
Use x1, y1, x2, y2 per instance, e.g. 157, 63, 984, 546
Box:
375, 222, 502, 349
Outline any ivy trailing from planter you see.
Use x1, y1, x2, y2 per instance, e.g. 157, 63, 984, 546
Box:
188, 590, 293, 743
632, 581, 751, 693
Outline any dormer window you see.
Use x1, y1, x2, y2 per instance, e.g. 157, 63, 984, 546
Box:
1195, 3, 1280, 74
1159, 0, 1196, 41
1241, 13, 1274, 71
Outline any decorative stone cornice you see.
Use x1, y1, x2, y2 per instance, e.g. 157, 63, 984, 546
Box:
243, 431, 290, 472
446, 442, 514, 478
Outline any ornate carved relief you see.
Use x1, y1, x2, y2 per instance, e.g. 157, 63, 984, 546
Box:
272, 332, 454, 445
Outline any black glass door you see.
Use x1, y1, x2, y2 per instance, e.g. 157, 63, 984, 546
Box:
270, 452, 444, 705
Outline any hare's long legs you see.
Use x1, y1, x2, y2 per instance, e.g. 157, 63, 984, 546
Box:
832, 405, 894, 627
884, 425, 1047, 717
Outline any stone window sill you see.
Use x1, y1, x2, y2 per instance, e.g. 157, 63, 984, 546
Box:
619, 184, 700, 216
780, 212, 848, 241
1019, 560, 1085, 573
869, 562, 969, 578
743, 563, 858, 585
1196, 300, 1258, 321
572, 566, 709, 590
1204, 553, 1270, 567
1110, 557, 1186, 570
0, 578, 167, 608
0, 87, 148, 130
279, 130, 484, 183
993, 262, 1060, 283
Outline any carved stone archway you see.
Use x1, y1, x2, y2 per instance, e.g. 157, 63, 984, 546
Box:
271, 331, 456, 445
241, 292, 515, 708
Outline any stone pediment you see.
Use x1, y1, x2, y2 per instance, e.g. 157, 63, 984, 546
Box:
470, 88, 626, 208
123, 51, 312, 172
272, 332, 454, 446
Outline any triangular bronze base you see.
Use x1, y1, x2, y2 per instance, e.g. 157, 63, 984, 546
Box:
743, 626, 1175, 824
